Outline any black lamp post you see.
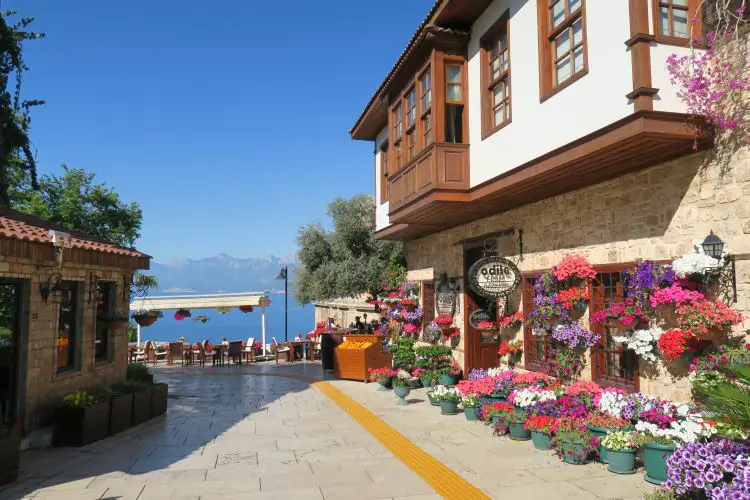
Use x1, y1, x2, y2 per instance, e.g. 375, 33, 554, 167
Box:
276, 265, 289, 342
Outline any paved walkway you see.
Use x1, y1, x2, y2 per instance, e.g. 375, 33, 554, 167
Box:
0, 363, 655, 500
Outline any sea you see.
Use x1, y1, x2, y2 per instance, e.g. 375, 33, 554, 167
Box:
137, 293, 314, 345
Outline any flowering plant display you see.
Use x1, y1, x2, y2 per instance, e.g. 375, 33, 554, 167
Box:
523, 415, 560, 434
657, 329, 698, 360
612, 326, 664, 363
586, 412, 633, 431
497, 311, 524, 329
403, 323, 418, 335
649, 284, 705, 308
597, 389, 652, 421
564, 380, 602, 409
590, 298, 649, 327
551, 322, 600, 349
493, 372, 516, 396
382, 291, 401, 305
528, 295, 569, 333
512, 371, 552, 388
421, 322, 442, 344
542, 349, 586, 384
398, 280, 420, 300
555, 286, 590, 310
431, 385, 461, 401
442, 327, 461, 341
671, 252, 721, 279
367, 367, 396, 384
434, 314, 454, 325
677, 300, 743, 337
665, 440, 750, 499
401, 306, 423, 324
689, 344, 750, 392
635, 416, 715, 444
460, 392, 480, 408
508, 387, 557, 408
475, 320, 497, 331
448, 359, 462, 376
600, 431, 637, 451
63, 390, 98, 408
622, 261, 677, 308
497, 340, 523, 357
551, 418, 599, 461
553, 255, 596, 281
481, 402, 514, 420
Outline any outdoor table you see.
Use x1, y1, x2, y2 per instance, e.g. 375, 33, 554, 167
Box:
289, 340, 314, 361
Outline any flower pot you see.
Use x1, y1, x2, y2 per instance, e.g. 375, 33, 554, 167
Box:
151, 383, 168, 417
439, 400, 458, 415
530, 430, 552, 450
491, 415, 502, 425
377, 378, 392, 391
509, 421, 531, 441
420, 376, 434, 389
109, 393, 134, 434
53, 401, 110, 447
606, 448, 637, 475
560, 441, 589, 465
488, 393, 507, 401
0, 429, 21, 486
439, 374, 457, 386
508, 352, 522, 366
642, 442, 676, 485
463, 406, 478, 422
427, 392, 441, 406
585, 423, 631, 464
132, 315, 158, 327
408, 378, 422, 389
132, 388, 153, 426
393, 385, 411, 406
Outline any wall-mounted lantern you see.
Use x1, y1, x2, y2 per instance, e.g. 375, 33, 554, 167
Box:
701, 230, 736, 303
436, 273, 460, 317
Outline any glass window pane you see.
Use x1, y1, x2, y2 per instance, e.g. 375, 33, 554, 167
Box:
573, 18, 583, 45
493, 84, 502, 105
447, 65, 461, 83
491, 58, 500, 80
426, 90, 432, 108
500, 51, 509, 72
659, 6, 670, 35
569, 0, 582, 13
672, 0, 688, 5
555, 29, 571, 59
673, 8, 689, 37
556, 55, 572, 84
574, 46, 584, 72
494, 104, 504, 126
551, 0, 565, 27
447, 84, 461, 101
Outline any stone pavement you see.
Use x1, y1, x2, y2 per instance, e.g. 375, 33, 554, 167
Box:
0, 363, 658, 500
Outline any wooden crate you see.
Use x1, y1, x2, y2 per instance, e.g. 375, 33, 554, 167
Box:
334, 335, 392, 382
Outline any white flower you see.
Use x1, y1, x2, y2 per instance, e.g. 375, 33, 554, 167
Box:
509, 388, 556, 408
612, 327, 663, 363
672, 253, 720, 278
487, 367, 506, 377
597, 391, 628, 417
431, 385, 460, 400
635, 418, 715, 444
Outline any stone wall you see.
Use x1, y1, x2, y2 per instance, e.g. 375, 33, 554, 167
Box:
0, 254, 133, 430
404, 146, 750, 401
314, 298, 377, 330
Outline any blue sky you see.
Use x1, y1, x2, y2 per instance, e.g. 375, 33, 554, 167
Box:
5, 0, 432, 262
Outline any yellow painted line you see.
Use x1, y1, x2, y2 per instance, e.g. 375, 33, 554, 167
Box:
312, 380, 491, 500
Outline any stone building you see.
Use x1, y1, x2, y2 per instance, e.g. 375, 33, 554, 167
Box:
349, 0, 749, 401
0, 208, 150, 430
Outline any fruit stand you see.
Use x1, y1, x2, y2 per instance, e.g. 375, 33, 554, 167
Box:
334, 334, 392, 382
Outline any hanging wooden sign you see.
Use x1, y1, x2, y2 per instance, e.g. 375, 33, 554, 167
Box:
468, 256, 521, 299
468, 309, 493, 330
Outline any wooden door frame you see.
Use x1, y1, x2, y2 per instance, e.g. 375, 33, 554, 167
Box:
0, 278, 29, 429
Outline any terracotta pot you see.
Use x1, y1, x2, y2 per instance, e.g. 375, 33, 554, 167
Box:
133, 315, 158, 327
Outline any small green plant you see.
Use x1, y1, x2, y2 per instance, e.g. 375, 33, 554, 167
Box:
431, 385, 460, 401
126, 363, 150, 382
600, 431, 637, 451
633, 432, 679, 448
111, 380, 148, 394
391, 377, 410, 388
643, 488, 677, 500
63, 390, 98, 408
461, 393, 479, 407
552, 420, 598, 460
415, 345, 452, 372
388, 337, 416, 371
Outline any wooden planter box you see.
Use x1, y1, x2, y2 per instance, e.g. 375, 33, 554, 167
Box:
53, 401, 110, 447
132, 388, 153, 426
334, 334, 393, 382
109, 393, 134, 435
0, 429, 21, 486
151, 383, 168, 417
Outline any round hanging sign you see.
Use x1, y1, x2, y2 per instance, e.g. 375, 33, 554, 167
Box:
468, 309, 493, 330
468, 256, 521, 299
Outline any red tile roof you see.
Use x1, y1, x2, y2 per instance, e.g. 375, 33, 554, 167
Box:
0, 207, 151, 259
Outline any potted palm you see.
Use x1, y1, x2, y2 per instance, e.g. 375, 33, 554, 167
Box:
0, 424, 21, 486
600, 431, 638, 474
392, 377, 411, 406
53, 390, 110, 446
432, 385, 461, 415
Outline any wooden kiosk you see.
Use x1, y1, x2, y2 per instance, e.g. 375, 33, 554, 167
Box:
333, 334, 392, 382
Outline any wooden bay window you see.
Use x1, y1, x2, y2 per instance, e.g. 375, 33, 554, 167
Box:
392, 102, 403, 171
445, 62, 465, 143
536, 0, 588, 100
379, 142, 389, 204
420, 69, 432, 148
653, 0, 701, 46
481, 11, 512, 138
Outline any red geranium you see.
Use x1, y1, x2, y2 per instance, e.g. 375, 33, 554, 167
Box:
524, 415, 560, 434
476, 320, 497, 331
555, 286, 590, 309
553, 255, 596, 281
497, 311, 523, 328
434, 314, 454, 325
657, 329, 696, 360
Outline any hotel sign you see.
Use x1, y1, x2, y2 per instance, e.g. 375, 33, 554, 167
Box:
468, 256, 521, 299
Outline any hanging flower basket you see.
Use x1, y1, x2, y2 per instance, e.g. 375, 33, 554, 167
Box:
239, 305, 254, 313
131, 311, 162, 327
174, 309, 191, 321
216, 306, 231, 314
193, 315, 209, 323
476, 321, 498, 332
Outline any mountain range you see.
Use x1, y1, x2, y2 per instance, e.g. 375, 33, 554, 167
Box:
148, 253, 297, 294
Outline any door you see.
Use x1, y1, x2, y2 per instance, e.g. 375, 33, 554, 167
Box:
589, 268, 639, 391
464, 245, 500, 371
0, 281, 21, 426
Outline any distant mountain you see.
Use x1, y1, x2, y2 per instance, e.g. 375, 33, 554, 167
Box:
148, 253, 296, 294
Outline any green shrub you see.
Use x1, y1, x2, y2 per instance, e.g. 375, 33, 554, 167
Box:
388, 338, 416, 371
112, 380, 149, 394
415, 345, 452, 371
126, 363, 150, 382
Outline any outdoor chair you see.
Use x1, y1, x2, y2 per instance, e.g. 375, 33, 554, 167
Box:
227, 340, 243, 364
273, 337, 292, 364
198, 340, 218, 367
242, 337, 255, 363
168, 341, 185, 366
147, 341, 168, 365
133, 341, 149, 363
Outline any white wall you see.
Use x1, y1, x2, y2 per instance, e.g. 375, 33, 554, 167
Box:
374, 126, 390, 231
468, 0, 634, 187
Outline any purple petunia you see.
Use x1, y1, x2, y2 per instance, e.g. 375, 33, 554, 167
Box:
551, 322, 601, 349
666, 440, 750, 498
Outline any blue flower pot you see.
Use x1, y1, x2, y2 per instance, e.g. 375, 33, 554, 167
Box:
508, 422, 531, 441
643, 443, 676, 485
439, 374, 457, 386
393, 385, 411, 406
439, 400, 458, 415
530, 431, 552, 450
427, 392, 440, 406
606, 449, 637, 475
463, 406, 478, 422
